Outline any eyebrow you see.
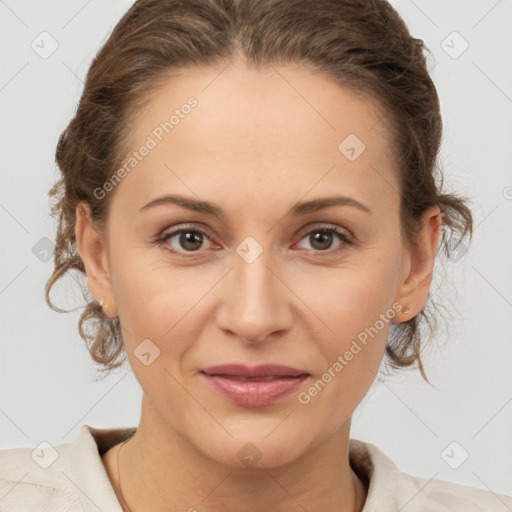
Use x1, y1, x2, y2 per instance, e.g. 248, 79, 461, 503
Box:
139, 193, 372, 217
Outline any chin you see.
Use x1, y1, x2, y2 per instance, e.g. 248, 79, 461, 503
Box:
190, 421, 318, 470
213, 440, 306, 470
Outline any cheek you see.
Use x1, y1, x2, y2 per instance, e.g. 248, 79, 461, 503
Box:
295, 248, 400, 345
294, 280, 394, 429
109, 244, 218, 351
110, 260, 215, 401
292, 245, 401, 403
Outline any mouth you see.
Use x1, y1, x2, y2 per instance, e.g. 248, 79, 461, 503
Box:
199, 364, 310, 407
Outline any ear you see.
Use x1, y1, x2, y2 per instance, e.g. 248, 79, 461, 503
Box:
75, 202, 118, 318
393, 204, 442, 322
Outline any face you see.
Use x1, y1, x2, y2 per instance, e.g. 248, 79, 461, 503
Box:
79, 60, 439, 468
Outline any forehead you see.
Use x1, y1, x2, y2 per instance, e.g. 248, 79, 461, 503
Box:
114, 61, 399, 218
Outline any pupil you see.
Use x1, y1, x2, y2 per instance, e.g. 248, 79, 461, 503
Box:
311, 231, 332, 250
180, 232, 203, 251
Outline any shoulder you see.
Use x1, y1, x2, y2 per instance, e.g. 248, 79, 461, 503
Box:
0, 424, 131, 512
0, 439, 81, 511
349, 438, 512, 511
399, 471, 512, 511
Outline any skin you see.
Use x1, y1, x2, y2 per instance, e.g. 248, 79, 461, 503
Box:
76, 60, 441, 512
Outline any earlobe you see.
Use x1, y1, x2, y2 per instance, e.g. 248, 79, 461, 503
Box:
393, 205, 442, 322
75, 203, 118, 317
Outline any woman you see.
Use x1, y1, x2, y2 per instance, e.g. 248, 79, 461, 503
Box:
1, 0, 510, 510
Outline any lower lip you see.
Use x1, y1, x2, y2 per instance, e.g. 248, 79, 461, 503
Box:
200, 373, 309, 407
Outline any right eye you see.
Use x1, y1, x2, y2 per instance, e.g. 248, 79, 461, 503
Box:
159, 225, 215, 254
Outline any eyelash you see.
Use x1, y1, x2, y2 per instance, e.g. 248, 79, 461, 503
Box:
156, 223, 354, 257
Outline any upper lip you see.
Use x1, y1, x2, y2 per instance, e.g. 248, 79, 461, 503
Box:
200, 364, 309, 378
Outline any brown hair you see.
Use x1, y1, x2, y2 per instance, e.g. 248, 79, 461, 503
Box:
46, 0, 473, 382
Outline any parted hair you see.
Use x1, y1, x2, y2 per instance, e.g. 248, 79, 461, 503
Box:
46, 0, 473, 382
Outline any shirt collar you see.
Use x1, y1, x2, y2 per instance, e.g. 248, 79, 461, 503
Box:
72, 425, 404, 512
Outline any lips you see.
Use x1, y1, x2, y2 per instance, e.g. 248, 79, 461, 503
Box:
201, 364, 308, 378
199, 364, 310, 407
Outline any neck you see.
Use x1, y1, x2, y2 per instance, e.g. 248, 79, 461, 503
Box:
103, 397, 367, 512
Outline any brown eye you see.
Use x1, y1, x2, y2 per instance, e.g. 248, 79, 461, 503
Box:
309, 231, 335, 250
160, 226, 213, 253
296, 226, 353, 254
172, 231, 205, 251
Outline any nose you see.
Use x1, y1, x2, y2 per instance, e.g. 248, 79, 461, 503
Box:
215, 244, 294, 345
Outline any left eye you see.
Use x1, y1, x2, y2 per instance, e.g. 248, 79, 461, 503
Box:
295, 227, 351, 252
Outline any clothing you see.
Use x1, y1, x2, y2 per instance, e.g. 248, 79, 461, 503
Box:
0, 424, 510, 511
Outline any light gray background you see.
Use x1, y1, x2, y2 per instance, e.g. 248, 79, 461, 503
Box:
1, 0, 511, 499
